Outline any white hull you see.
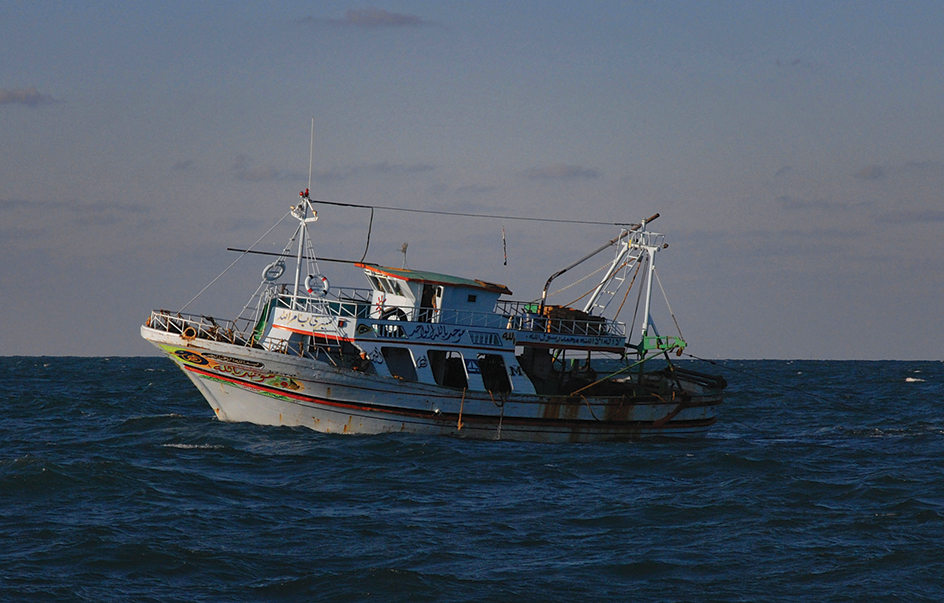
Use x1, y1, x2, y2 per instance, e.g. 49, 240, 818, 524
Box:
142, 197, 725, 442
143, 325, 720, 443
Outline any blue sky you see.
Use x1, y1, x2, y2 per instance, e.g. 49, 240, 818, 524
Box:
2, 1, 942, 359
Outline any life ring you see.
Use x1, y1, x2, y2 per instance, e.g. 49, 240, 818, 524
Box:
374, 293, 386, 315
181, 325, 197, 341
263, 260, 285, 282
305, 273, 330, 296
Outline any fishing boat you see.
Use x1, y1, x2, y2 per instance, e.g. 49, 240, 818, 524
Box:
141, 191, 725, 442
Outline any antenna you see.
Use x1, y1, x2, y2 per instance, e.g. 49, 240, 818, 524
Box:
399, 242, 409, 269
307, 117, 314, 192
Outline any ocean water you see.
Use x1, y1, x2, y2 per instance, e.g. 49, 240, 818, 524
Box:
1, 357, 943, 602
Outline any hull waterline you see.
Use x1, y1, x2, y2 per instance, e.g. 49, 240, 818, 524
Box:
143, 324, 721, 443
141, 191, 725, 442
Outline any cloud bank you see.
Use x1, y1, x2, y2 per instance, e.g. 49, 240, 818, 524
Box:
232, 155, 306, 182
315, 162, 435, 184
854, 165, 884, 181
0, 86, 56, 107
171, 159, 194, 171
854, 161, 944, 182
521, 164, 601, 181
300, 8, 432, 28
882, 210, 944, 224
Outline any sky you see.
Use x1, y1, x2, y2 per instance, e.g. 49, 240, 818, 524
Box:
2, 1, 943, 359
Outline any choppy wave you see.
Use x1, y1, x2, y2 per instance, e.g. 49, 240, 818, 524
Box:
1, 357, 942, 602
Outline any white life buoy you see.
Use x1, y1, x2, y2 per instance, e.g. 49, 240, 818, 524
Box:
262, 260, 285, 282
305, 273, 330, 296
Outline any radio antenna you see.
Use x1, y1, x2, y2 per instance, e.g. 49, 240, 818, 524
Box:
307, 117, 314, 192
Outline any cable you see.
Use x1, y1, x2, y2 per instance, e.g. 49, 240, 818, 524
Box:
359, 207, 374, 263
308, 197, 638, 227
653, 267, 684, 343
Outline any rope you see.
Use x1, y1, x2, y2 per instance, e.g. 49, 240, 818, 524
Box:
581, 395, 602, 421
568, 355, 655, 397
496, 403, 504, 441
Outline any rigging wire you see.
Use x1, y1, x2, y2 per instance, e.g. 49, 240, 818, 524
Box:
563, 259, 634, 309
359, 207, 374, 263
230, 218, 303, 327
308, 197, 638, 227
178, 211, 293, 313
615, 262, 642, 319
629, 265, 645, 341
546, 261, 611, 299
303, 222, 321, 279
653, 267, 685, 343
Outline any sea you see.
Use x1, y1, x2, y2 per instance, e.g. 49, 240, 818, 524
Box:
2, 357, 942, 602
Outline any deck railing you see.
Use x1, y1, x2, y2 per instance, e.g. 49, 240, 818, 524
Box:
145, 311, 253, 345
266, 292, 626, 338
147, 289, 627, 351
145, 309, 347, 363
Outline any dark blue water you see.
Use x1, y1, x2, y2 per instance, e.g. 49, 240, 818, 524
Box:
2, 358, 943, 602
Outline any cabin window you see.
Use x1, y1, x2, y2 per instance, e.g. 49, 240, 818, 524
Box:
427, 350, 468, 389
477, 354, 512, 393
378, 278, 395, 295
376, 278, 404, 296
367, 275, 381, 291
467, 294, 477, 303
381, 347, 417, 382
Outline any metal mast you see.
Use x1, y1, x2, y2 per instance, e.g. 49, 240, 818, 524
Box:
292, 119, 317, 309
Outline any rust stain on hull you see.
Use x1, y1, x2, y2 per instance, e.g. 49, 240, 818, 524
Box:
541, 397, 583, 422
601, 396, 632, 422
541, 402, 562, 420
